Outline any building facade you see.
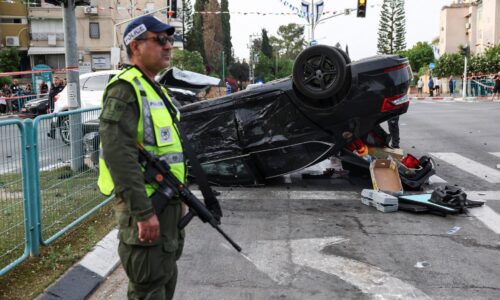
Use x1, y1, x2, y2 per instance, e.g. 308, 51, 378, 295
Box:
439, 0, 499, 56
0, 1, 30, 70
1, 0, 183, 72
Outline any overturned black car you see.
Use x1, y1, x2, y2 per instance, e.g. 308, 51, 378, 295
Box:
177, 45, 411, 185
82, 45, 412, 186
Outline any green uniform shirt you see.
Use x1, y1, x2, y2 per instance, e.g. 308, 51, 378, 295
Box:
99, 80, 153, 221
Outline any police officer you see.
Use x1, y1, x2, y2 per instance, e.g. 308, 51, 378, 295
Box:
98, 16, 185, 300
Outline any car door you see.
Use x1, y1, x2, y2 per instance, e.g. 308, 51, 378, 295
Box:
81, 74, 110, 108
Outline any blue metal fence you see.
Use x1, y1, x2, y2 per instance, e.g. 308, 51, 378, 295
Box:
0, 108, 112, 276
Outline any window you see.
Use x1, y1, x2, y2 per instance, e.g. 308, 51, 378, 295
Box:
89, 22, 100, 39
82, 75, 109, 91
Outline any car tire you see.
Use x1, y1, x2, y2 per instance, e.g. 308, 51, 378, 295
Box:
293, 45, 347, 100
59, 116, 70, 145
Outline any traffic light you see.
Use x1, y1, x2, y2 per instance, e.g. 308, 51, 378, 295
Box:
460, 44, 470, 57
357, 0, 367, 18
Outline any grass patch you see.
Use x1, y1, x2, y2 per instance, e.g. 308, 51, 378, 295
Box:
0, 165, 117, 299
0, 204, 116, 300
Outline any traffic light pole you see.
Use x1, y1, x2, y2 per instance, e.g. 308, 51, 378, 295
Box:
63, 0, 84, 171
462, 56, 468, 99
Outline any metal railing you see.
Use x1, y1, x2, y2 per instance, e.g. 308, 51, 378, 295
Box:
0, 108, 112, 276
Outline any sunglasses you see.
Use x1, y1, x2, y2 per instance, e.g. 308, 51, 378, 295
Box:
136, 35, 175, 46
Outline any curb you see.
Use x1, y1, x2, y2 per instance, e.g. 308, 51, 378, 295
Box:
37, 229, 120, 300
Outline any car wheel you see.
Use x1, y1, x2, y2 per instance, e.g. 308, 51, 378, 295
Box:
293, 45, 347, 100
59, 116, 70, 145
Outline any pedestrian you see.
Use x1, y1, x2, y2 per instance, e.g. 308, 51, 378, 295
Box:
448, 75, 455, 96
492, 71, 500, 100
388, 116, 400, 148
2, 83, 13, 114
428, 77, 434, 97
98, 16, 185, 300
48, 77, 64, 113
226, 81, 232, 95
39, 80, 48, 95
10, 79, 22, 112
434, 77, 441, 96
417, 78, 423, 96
0, 91, 6, 114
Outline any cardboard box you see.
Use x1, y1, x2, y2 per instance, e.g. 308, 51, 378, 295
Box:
369, 159, 404, 195
368, 147, 404, 161
361, 189, 398, 212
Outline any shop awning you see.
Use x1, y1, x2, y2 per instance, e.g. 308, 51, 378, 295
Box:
27, 47, 66, 55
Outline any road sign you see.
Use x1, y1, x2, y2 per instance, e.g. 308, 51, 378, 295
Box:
429, 63, 435, 70
310, 39, 318, 46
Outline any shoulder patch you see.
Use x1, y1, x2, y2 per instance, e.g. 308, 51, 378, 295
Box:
100, 97, 128, 122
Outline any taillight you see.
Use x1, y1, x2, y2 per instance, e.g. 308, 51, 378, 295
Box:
381, 94, 409, 112
54, 94, 59, 102
384, 64, 408, 73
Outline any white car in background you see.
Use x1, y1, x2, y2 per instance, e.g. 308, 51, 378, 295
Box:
52, 70, 119, 144
54, 70, 119, 114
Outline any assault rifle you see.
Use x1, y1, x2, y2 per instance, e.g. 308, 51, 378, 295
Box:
137, 144, 242, 252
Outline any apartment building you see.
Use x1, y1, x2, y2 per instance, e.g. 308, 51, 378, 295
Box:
439, 0, 499, 56
2, 0, 183, 72
0, 1, 30, 70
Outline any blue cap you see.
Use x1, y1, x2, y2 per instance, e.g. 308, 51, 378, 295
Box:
123, 16, 175, 46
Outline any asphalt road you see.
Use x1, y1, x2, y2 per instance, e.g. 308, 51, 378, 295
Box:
88, 100, 500, 300
0, 115, 76, 174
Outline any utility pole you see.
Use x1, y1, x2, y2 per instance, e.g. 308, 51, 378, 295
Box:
63, 0, 84, 171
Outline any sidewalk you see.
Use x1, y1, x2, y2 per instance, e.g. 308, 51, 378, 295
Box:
409, 95, 499, 102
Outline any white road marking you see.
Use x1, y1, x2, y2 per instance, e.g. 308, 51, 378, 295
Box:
430, 153, 500, 183
490, 152, 500, 158
246, 237, 431, 299
468, 206, 500, 234
428, 174, 447, 184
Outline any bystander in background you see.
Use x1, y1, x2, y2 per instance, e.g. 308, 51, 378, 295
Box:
448, 75, 455, 96
492, 72, 500, 100
417, 78, 423, 96
434, 77, 441, 96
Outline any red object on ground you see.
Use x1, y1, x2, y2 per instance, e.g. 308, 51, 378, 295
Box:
401, 154, 420, 168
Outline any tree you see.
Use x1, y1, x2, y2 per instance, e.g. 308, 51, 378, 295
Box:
186, 0, 206, 65
433, 53, 463, 77
271, 24, 306, 60
229, 60, 250, 82
398, 41, 434, 73
377, 0, 406, 55
171, 49, 205, 73
220, 0, 233, 67
181, 0, 194, 47
261, 29, 273, 59
203, 0, 224, 76
0, 47, 20, 87
254, 51, 274, 82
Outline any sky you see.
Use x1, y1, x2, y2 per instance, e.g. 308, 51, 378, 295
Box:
229, 0, 452, 61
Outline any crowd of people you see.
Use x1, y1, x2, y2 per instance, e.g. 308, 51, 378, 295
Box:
415, 72, 500, 98
0, 77, 67, 115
